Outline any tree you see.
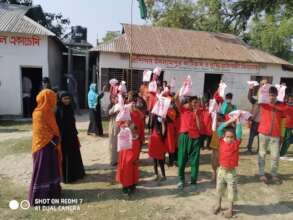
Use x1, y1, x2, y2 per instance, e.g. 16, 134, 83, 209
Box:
230, 0, 293, 60
102, 31, 121, 43
145, 0, 234, 33
228, 0, 293, 32
42, 12, 70, 38
145, 0, 293, 61
246, 15, 293, 60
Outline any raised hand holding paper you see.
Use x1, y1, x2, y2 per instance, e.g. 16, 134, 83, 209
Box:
118, 81, 127, 94
151, 96, 171, 118
247, 81, 259, 89
258, 84, 271, 104
275, 84, 287, 102
153, 67, 162, 76
228, 110, 252, 124
179, 75, 192, 97
143, 70, 152, 82
109, 78, 118, 86
218, 81, 227, 98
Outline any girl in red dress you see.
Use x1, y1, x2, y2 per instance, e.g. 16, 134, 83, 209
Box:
116, 122, 141, 195
165, 101, 179, 167
148, 114, 167, 181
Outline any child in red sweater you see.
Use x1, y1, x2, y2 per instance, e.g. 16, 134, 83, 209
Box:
258, 86, 287, 184
176, 95, 201, 190
213, 115, 242, 218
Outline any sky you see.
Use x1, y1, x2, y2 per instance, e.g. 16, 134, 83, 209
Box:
34, 0, 147, 45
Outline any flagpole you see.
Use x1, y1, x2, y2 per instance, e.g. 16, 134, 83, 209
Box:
130, 0, 133, 91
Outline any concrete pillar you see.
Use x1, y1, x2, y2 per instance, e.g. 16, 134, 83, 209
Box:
92, 65, 97, 83
85, 51, 89, 107
67, 48, 73, 74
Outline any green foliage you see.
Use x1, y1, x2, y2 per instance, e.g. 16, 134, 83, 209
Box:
146, 0, 235, 33
102, 31, 121, 43
43, 12, 70, 38
247, 15, 293, 60
145, 0, 293, 61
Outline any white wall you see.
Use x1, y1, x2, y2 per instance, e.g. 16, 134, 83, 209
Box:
164, 69, 205, 96
99, 52, 129, 69
0, 32, 48, 115
98, 53, 293, 110
222, 72, 251, 110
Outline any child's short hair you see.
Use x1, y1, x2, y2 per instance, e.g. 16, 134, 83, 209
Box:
180, 96, 189, 105
132, 92, 139, 100
223, 126, 236, 136
189, 96, 198, 102
217, 113, 225, 122
269, 86, 278, 96
225, 93, 233, 99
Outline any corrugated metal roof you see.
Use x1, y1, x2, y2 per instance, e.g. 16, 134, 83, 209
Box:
92, 24, 290, 65
0, 3, 54, 36
95, 34, 129, 54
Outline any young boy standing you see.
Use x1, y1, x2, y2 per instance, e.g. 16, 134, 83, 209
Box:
213, 115, 242, 218
176, 96, 201, 190
258, 86, 287, 184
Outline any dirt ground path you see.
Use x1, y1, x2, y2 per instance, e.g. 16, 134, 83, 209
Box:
0, 115, 293, 220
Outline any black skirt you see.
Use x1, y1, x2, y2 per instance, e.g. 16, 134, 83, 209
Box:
61, 135, 85, 183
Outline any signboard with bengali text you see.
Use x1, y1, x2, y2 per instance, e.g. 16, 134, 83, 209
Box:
0, 35, 41, 47
131, 55, 260, 74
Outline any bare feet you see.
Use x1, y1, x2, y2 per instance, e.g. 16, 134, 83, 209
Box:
272, 176, 282, 185
259, 175, 269, 184
211, 172, 217, 182
223, 210, 233, 218
152, 175, 159, 181
212, 205, 221, 215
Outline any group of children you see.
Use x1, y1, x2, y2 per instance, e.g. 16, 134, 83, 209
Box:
109, 68, 293, 218
28, 69, 292, 218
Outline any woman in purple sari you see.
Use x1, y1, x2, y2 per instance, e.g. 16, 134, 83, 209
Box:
28, 89, 62, 206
